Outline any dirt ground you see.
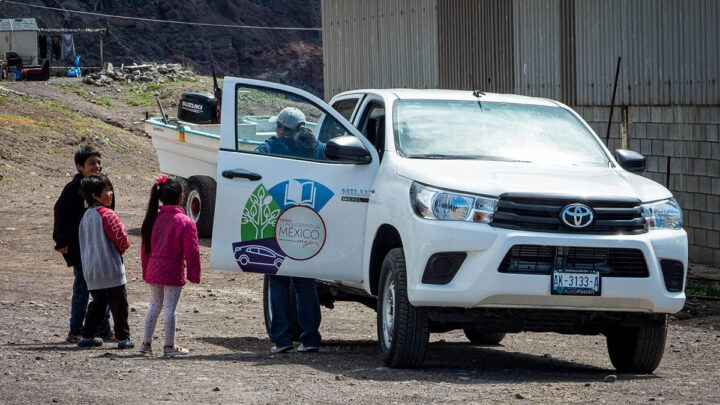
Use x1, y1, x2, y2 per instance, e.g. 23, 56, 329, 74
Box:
1, 78, 720, 404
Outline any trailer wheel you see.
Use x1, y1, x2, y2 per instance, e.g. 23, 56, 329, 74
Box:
263, 275, 302, 342
463, 327, 506, 345
184, 176, 216, 238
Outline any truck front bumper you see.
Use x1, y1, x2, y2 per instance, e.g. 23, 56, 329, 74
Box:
401, 215, 687, 313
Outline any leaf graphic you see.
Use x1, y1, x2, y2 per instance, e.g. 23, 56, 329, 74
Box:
263, 196, 273, 205
249, 194, 259, 205
241, 216, 249, 224
270, 209, 280, 219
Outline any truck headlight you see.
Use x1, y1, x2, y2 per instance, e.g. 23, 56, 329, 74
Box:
410, 182, 498, 223
642, 198, 682, 230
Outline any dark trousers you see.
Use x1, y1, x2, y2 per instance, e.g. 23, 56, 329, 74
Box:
70, 264, 111, 334
83, 285, 130, 341
269, 276, 321, 347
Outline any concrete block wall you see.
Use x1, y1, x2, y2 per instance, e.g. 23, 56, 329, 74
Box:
574, 105, 720, 267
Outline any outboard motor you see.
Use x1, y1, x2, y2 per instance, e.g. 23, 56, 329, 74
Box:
177, 92, 219, 124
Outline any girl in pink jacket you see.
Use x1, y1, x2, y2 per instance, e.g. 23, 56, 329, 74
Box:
139, 175, 201, 356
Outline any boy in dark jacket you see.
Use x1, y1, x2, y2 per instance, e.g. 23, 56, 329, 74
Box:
53, 146, 113, 343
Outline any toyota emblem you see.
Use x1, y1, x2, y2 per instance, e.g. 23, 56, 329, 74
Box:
561, 204, 594, 228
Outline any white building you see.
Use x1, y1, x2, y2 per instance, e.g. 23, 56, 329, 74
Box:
0, 18, 38, 65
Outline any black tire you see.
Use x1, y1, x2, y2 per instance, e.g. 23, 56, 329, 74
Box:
606, 315, 668, 374
184, 176, 216, 238
262, 275, 302, 343
463, 327, 506, 345
377, 248, 429, 368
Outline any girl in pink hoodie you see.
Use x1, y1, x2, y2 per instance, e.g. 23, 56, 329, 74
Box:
140, 175, 201, 356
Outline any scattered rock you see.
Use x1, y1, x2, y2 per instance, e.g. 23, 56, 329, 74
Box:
542, 353, 552, 359
194, 309, 200, 313
514, 393, 524, 399
212, 386, 221, 392
130, 307, 137, 312
604, 375, 618, 383
335, 375, 345, 381
585, 383, 591, 387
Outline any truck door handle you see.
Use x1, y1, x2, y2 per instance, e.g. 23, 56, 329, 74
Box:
221, 169, 262, 181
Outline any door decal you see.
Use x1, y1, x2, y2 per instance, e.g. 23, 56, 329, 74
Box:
232, 179, 334, 273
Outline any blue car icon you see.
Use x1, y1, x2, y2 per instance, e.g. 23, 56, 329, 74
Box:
234, 245, 284, 269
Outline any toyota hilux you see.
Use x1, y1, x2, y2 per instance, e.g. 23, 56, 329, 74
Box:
208, 78, 687, 373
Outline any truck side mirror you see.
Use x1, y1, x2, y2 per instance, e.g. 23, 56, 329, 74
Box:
325, 135, 372, 164
615, 149, 646, 172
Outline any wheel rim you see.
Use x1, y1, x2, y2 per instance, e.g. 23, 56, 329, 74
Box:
186, 189, 201, 222
381, 274, 395, 347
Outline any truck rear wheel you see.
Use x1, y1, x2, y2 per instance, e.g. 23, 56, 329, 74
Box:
377, 248, 429, 368
606, 315, 667, 374
262, 275, 301, 343
463, 327, 506, 345
184, 176, 216, 238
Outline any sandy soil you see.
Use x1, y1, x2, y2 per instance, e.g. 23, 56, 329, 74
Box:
1, 79, 719, 404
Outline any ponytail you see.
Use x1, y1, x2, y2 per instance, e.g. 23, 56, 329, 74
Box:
141, 176, 184, 255
141, 183, 161, 255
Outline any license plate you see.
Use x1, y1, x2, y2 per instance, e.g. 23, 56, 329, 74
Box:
551, 270, 601, 296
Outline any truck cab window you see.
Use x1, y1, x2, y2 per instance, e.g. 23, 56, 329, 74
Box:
235, 85, 353, 162
360, 102, 385, 161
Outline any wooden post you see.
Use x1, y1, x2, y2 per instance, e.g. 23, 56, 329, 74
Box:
99, 31, 104, 68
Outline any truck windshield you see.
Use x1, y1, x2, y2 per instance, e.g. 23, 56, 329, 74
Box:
394, 100, 609, 166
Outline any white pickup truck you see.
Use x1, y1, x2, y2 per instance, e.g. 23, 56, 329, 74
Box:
148, 78, 687, 373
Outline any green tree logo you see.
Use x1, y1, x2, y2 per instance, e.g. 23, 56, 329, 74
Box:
241, 184, 282, 241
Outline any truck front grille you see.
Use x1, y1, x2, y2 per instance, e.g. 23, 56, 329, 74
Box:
498, 245, 649, 277
490, 194, 646, 234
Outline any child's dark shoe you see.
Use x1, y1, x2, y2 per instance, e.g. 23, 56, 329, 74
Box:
66, 330, 82, 343
117, 339, 135, 349
97, 327, 116, 342
77, 337, 103, 348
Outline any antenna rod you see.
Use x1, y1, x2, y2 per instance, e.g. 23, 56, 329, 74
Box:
605, 56, 622, 146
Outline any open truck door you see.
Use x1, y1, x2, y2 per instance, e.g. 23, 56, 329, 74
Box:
209, 78, 379, 282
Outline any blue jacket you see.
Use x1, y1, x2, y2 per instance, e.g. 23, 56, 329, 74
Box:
255, 136, 326, 160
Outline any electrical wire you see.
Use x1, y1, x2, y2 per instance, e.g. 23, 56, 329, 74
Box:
0, 0, 321, 31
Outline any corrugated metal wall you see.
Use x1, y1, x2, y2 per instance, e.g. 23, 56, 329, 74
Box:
513, 0, 563, 100
575, 0, 720, 106
437, 0, 514, 93
322, 0, 438, 100
323, 0, 720, 105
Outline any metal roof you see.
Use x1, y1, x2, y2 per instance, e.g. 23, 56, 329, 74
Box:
0, 18, 38, 32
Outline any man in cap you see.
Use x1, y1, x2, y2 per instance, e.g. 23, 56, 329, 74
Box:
255, 107, 324, 353
255, 107, 326, 160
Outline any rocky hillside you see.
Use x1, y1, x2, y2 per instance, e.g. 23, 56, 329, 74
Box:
1, 0, 323, 94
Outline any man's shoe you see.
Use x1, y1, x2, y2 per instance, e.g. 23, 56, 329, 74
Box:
270, 345, 293, 354
77, 337, 103, 348
117, 339, 135, 349
66, 331, 81, 343
297, 344, 319, 353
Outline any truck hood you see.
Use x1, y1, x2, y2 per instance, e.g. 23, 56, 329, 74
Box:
395, 159, 672, 202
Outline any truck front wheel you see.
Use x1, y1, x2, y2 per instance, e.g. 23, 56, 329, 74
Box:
184, 176, 216, 238
377, 248, 429, 368
605, 315, 668, 374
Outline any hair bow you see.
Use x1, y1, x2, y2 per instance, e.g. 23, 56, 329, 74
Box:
155, 174, 168, 184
